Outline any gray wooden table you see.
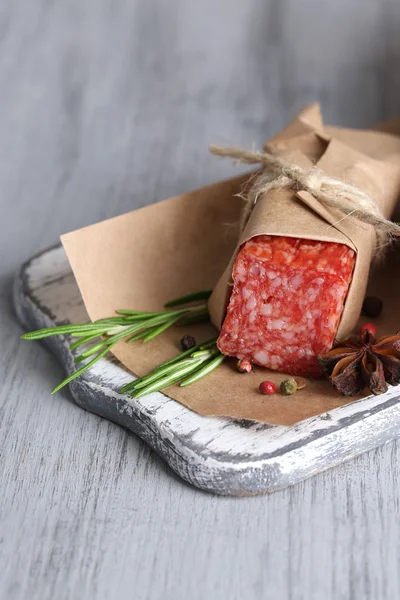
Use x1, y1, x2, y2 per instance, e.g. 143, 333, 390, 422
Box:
1, 1, 400, 598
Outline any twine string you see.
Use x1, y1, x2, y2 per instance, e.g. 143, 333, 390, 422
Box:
209, 145, 400, 257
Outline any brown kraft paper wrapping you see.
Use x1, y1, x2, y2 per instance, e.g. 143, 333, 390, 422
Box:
61, 104, 400, 426
209, 103, 400, 339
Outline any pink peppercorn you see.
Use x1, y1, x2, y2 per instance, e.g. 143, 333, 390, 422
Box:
236, 359, 253, 373
360, 322, 377, 336
259, 380, 276, 395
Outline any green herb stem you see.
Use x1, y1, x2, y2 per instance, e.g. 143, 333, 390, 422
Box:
164, 290, 212, 307
180, 354, 226, 387
115, 310, 161, 317
21, 324, 109, 341
126, 329, 154, 343
142, 316, 182, 342
21, 290, 221, 395
70, 332, 104, 351
120, 338, 223, 398
132, 358, 200, 390
131, 359, 204, 399
149, 337, 217, 373
51, 346, 111, 394
176, 314, 210, 326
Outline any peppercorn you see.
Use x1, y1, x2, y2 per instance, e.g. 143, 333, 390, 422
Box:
360, 322, 377, 337
362, 296, 382, 319
180, 334, 196, 351
259, 380, 276, 395
280, 377, 298, 395
295, 379, 306, 390
236, 359, 253, 373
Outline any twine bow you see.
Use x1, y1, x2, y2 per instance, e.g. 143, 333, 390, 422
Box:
209, 145, 400, 257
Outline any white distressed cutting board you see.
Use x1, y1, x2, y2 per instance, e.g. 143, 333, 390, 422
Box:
13, 245, 400, 496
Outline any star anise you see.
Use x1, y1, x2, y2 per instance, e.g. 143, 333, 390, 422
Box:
317, 330, 400, 396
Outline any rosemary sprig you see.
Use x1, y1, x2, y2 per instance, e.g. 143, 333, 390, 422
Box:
21, 295, 210, 393
119, 337, 224, 398
180, 353, 225, 387
118, 338, 217, 394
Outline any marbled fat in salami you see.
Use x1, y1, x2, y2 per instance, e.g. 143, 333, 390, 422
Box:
217, 235, 355, 376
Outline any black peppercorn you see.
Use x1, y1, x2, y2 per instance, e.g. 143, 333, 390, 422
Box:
362, 296, 383, 319
180, 334, 196, 351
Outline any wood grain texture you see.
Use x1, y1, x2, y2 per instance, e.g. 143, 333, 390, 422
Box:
1, 0, 400, 598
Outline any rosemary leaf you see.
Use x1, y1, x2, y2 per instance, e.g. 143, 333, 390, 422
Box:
103, 310, 184, 347
100, 323, 145, 346
139, 344, 204, 376
93, 316, 147, 325
118, 379, 141, 394
101, 325, 129, 336
21, 324, 109, 340
132, 358, 201, 390
164, 290, 212, 307
199, 338, 218, 349
22, 290, 218, 395
180, 354, 226, 387
150, 337, 217, 372
126, 329, 153, 343
119, 338, 220, 395
142, 318, 181, 342
76, 320, 146, 361
51, 346, 111, 394
74, 338, 111, 362
176, 314, 210, 327
131, 359, 204, 398
190, 349, 216, 359
115, 310, 161, 317
70, 332, 103, 351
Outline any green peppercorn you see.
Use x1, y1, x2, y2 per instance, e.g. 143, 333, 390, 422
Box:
280, 377, 298, 395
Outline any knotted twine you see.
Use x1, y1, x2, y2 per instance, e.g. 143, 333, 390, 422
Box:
209, 145, 400, 259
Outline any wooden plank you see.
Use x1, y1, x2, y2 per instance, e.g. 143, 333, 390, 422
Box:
14, 245, 400, 497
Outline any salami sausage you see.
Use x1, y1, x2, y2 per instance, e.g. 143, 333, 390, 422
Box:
217, 235, 355, 376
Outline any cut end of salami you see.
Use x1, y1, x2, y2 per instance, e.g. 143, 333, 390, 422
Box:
217, 235, 355, 377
